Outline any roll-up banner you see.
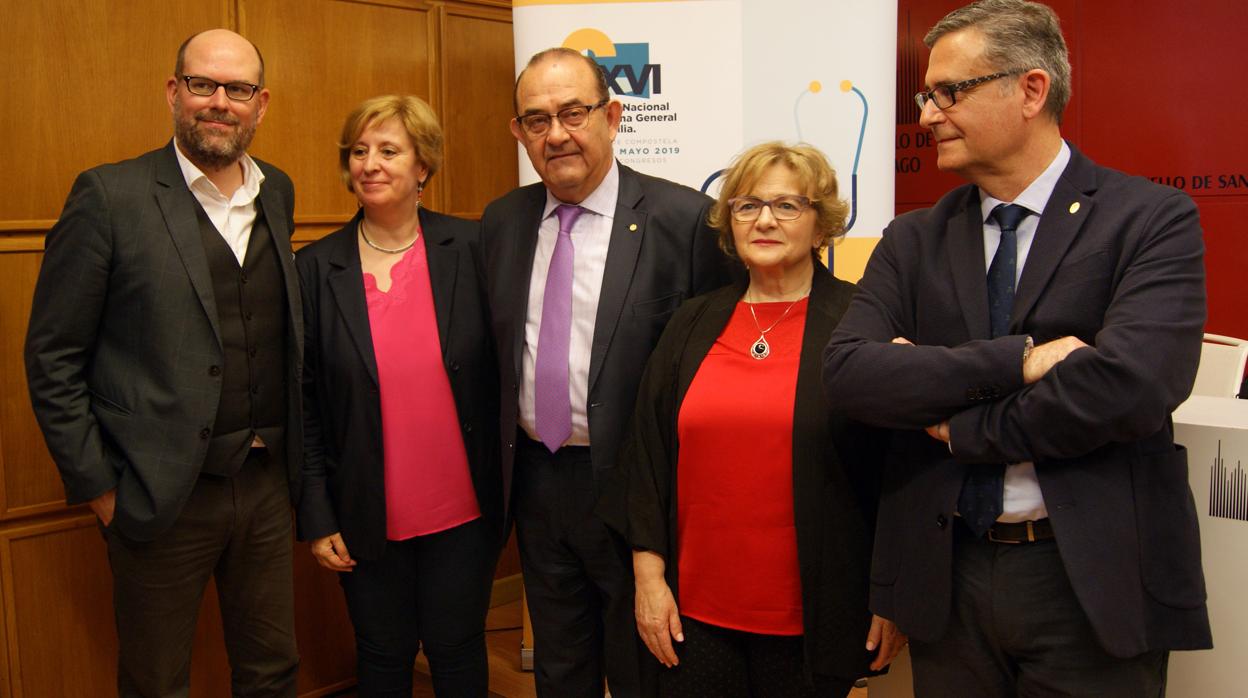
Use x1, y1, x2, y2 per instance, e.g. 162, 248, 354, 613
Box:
512, 0, 896, 279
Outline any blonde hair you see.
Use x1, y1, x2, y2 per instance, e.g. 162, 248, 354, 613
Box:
337, 95, 443, 191
708, 141, 849, 260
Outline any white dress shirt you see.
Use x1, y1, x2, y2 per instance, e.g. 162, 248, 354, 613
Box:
975, 140, 1071, 523
519, 161, 620, 447
173, 138, 266, 265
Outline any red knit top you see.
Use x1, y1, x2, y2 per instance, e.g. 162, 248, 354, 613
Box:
675, 298, 808, 635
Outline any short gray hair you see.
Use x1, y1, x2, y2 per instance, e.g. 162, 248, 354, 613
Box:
925, 0, 1071, 124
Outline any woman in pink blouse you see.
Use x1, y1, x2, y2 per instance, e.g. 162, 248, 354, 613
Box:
296, 95, 501, 697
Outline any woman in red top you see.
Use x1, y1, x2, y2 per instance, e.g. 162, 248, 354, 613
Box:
601, 142, 905, 696
297, 96, 501, 697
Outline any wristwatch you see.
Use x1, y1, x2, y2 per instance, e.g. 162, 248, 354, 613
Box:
1022, 335, 1034, 364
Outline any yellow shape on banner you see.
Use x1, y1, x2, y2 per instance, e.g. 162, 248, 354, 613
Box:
809, 81, 822, 93
562, 28, 616, 56
840, 80, 854, 92
831, 237, 881, 284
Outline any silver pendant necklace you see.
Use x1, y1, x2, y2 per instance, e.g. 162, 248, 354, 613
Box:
745, 288, 809, 360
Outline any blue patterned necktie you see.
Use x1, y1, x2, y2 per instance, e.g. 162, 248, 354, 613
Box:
534, 204, 583, 452
958, 203, 1031, 537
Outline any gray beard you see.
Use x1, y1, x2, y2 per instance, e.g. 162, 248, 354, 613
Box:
173, 104, 256, 171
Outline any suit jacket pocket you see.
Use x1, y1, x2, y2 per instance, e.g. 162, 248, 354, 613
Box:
1133, 445, 1207, 609
90, 391, 133, 416
632, 292, 683, 318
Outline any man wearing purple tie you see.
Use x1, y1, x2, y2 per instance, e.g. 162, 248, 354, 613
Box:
479, 47, 728, 697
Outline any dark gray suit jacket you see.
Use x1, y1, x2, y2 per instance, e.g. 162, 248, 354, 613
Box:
479, 162, 730, 519
25, 142, 303, 542
823, 144, 1212, 657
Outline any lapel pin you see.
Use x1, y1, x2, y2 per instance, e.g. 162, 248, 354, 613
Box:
1069, 202, 1080, 214
629, 223, 638, 232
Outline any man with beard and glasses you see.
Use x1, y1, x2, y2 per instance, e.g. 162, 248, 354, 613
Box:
25, 28, 302, 697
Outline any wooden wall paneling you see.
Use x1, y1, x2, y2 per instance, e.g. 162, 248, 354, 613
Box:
439, 3, 519, 217
0, 526, 10, 698
240, 0, 437, 234
425, 3, 447, 213
1, 514, 120, 697
0, 513, 248, 697
0, 510, 361, 697
0, 1, 230, 223
291, 541, 356, 696
0, 251, 71, 520
2, 1, 518, 694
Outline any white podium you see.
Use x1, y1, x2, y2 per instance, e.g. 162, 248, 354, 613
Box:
1168, 395, 1248, 695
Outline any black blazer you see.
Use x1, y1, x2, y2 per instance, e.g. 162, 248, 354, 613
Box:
598, 264, 885, 682
296, 209, 501, 560
479, 163, 731, 519
25, 142, 302, 542
824, 144, 1212, 656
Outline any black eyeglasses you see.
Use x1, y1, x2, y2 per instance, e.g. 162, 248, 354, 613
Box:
180, 75, 261, 102
515, 101, 609, 138
727, 195, 815, 222
914, 70, 1020, 111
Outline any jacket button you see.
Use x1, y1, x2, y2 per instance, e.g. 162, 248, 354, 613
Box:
936, 514, 948, 529
462, 423, 473, 433
209, 365, 221, 377
450, 363, 461, 372
200, 428, 211, 439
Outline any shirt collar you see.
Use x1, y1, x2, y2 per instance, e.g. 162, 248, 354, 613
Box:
980, 140, 1071, 222
171, 137, 265, 204
543, 159, 620, 221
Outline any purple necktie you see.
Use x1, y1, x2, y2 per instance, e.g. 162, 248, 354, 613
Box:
534, 204, 584, 452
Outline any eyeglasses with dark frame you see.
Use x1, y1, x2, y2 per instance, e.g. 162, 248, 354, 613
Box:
515, 101, 609, 138
179, 75, 261, 102
914, 70, 1020, 111
728, 195, 815, 222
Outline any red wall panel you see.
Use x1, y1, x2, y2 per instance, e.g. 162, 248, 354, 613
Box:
896, 0, 1248, 337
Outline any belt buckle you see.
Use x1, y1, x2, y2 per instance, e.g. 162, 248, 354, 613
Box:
986, 520, 1035, 544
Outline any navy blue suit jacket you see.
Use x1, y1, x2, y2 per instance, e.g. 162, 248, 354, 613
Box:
823, 145, 1212, 657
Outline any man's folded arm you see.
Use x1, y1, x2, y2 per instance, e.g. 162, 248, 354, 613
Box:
948, 192, 1206, 464
823, 229, 1028, 429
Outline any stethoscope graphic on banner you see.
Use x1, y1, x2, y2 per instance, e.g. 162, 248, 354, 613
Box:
700, 80, 868, 234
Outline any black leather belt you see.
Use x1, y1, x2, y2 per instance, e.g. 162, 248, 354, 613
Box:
985, 518, 1054, 544
957, 516, 1055, 544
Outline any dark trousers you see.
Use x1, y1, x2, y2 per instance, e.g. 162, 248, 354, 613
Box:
514, 438, 644, 698
339, 516, 499, 698
909, 519, 1169, 698
659, 616, 853, 698
105, 449, 298, 697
